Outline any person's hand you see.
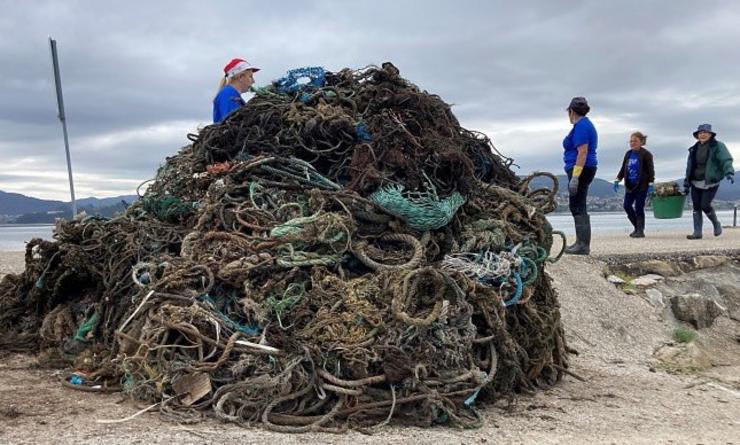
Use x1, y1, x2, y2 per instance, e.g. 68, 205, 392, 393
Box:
683, 179, 690, 194
568, 176, 580, 195
647, 183, 654, 195
612, 180, 619, 193
726, 173, 735, 184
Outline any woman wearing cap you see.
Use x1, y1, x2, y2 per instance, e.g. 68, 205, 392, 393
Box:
562, 97, 598, 255
684, 124, 735, 239
613, 131, 654, 238
213, 58, 260, 123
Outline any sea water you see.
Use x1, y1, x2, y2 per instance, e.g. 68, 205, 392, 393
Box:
0, 209, 736, 250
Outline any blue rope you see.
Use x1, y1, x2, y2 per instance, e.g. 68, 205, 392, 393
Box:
503, 272, 523, 307
198, 295, 260, 336
355, 122, 372, 142
274, 67, 326, 95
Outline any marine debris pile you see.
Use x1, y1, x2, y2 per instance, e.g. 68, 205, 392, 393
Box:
654, 181, 683, 197
0, 63, 567, 431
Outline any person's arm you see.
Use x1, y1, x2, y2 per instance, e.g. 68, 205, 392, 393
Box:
645, 151, 655, 194
568, 122, 590, 194
646, 151, 655, 184
616, 152, 626, 181
571, 145, 588, 178
716, 141, 735, 180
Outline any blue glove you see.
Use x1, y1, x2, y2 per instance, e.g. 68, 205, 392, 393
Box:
568, 176, 580, 195
612, 180, 619, 193
647, 183, 654, 194
727, 174, 735, 184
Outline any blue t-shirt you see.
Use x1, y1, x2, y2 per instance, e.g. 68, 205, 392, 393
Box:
562, 117, 598, 170
627, 151, 640, 183
213, 85, 245, 123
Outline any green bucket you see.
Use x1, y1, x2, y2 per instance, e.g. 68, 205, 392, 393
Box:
652, 194, 687, 219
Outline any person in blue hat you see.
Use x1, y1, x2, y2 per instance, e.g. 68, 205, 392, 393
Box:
562, 97, 598, 255
684, 124, 735, 239
613, 131, 654, 238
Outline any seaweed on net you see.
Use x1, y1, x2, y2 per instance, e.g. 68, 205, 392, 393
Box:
0, 62, 567, 431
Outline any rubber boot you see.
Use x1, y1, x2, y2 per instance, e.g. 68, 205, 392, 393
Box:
632, 215, 645, 238
565, 214, 591, 255
686, 211, 703, 239
627, 213, 638, 237
706, 209, 722, 236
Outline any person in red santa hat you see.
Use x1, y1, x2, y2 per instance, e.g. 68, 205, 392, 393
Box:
213, 58, 260, 123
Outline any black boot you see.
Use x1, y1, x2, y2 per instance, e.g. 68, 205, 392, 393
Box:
686, 211, 702, 239
627, 213, 638, 237
706, 209, 722, 236
565, 214, 591, 255
632, 215, 645, 238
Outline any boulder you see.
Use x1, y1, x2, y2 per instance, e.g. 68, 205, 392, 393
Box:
654, 342, 712, 370
645, 288, 664, 308
638, 259, 682, 277
670, 294, 725, 329
633, 274, 665, 287
692, 255, 728, 270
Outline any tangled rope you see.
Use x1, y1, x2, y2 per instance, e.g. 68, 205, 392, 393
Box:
0, 62, 566, 432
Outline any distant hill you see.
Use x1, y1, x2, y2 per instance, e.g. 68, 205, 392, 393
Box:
0, 190, 139, 217
76, 195, 138, 208
0, 190, 66, 215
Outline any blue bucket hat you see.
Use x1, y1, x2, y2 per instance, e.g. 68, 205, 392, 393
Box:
693, 123, 716, 138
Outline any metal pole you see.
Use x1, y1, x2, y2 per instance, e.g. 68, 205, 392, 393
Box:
49, 36, 77, 217
734, 205, 737, 227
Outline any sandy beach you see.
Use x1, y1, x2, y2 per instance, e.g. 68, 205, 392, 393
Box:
1, 232, 739, 444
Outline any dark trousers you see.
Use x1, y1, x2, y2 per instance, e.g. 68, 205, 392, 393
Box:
690, 185, 719, 214
623, 189, 648, 221
566, 166, 597, 216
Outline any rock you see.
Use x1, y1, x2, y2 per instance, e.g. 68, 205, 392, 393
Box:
639, 259, 683, 277
654, 342, 712, 370
645, 289, 664, 308
670, 294, 725, 329
633, 274, 665, 287
692, 255, 728, 270
607, 274, 625, 285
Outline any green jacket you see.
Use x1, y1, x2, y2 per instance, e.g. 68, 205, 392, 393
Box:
685, 139, 734, 184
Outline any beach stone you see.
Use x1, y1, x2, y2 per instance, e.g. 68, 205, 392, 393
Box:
638, 259, 682, 277
607, 274, 625, 285
645, 289, 664, 308
670, 294, 725, 329
692, 255, 728, 270
654, 342, 712, 370
633, 274, 665, 287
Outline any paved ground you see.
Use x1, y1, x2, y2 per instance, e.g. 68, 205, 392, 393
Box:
555, 228, 740, 257
1, 236, 740, 444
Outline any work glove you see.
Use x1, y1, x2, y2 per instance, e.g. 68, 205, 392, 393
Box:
568, 176, 580, 195
647, 183, 654, 195
683, 179, 690, 194
727, 173, 735, 184
612, 180, 619, 193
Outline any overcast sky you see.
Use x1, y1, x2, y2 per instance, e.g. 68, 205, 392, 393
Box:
1, 0, 739, 200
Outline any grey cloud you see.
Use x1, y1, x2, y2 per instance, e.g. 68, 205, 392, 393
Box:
1, 0, 739, 199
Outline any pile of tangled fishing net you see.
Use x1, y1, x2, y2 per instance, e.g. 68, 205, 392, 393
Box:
654, 181, 683, 197
0, 62, 568, 431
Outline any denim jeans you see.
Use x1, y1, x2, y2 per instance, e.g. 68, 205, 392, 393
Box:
623, 189, 648, 221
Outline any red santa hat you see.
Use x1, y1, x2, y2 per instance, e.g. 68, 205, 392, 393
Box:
223, 58, 260, 78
